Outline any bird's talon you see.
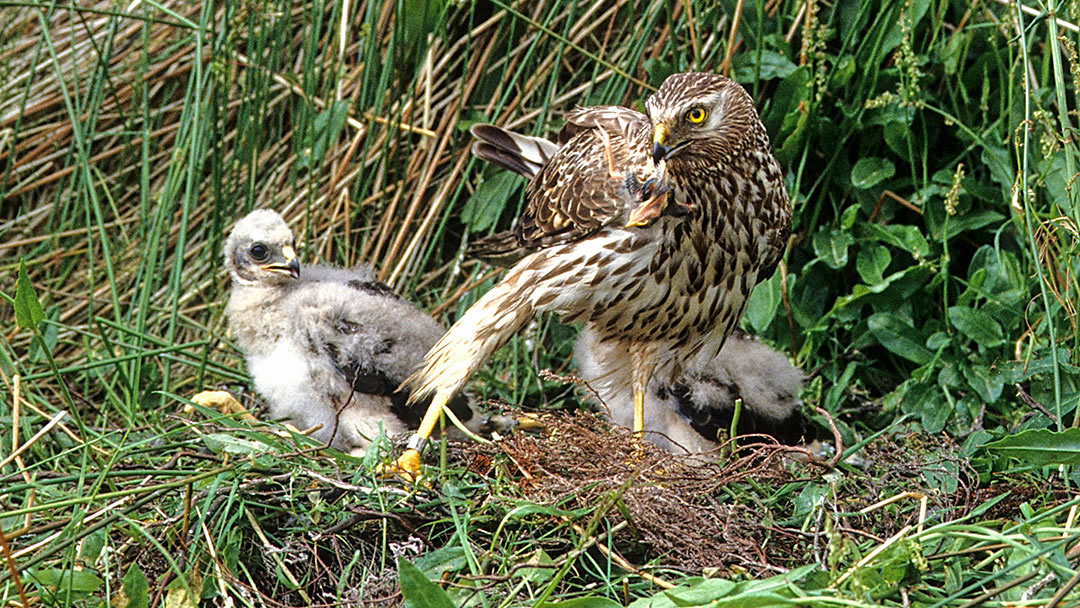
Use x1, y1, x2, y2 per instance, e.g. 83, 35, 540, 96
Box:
376, 448, 424, 483
515, 412, 547, 433
189, 390, 259, 422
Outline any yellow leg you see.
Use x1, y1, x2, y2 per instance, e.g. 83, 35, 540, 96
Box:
377, 392, 449, 482
629, 344, 654, 436
632, 387, 645, 434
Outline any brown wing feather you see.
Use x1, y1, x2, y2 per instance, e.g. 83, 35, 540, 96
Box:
562, 105, 648, 143
514, 107, 650, 249
469, 106, 651, 265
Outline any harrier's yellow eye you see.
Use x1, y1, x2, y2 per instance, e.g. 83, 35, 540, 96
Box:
686, 107, 708, 123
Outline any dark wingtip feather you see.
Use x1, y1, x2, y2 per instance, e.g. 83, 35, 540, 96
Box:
472, 142, 538, 178
470, 123, 557, 178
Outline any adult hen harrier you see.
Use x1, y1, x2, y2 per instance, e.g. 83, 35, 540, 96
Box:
389, 72, 791, 479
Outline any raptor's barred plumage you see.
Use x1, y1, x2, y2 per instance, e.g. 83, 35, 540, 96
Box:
388, 72, 792, 479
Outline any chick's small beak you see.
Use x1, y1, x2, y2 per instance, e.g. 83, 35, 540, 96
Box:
282, 246, 300, 278
263, 245, 300, 279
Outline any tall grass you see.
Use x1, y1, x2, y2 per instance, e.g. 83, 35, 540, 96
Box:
1, 0, 1079, 605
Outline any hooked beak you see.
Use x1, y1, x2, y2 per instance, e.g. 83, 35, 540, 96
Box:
652, 123, 690, 164
262, 245, 300, 279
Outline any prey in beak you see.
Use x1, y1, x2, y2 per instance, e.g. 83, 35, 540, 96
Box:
625, 172, 671, 228
624, 122, 695, 227
262, 245, 300, 279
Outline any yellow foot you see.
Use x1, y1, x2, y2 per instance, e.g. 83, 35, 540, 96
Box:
515, 413, 547, 433
630, 432, 650, 456
375, 448, 424, 483
189, 390, 258, 422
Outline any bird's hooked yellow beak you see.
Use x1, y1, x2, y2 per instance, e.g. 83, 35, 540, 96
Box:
263, 245, 300, 279
652, 123, 670, 165
652, 122, 691, 165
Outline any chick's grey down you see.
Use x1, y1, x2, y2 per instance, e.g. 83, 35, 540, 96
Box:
576, 327, 804, 453
223, 209, 471, 452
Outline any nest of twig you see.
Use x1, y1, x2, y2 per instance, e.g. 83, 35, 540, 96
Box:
470, 410, 826, 574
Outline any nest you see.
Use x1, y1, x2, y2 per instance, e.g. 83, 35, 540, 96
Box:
469, 410, 825, 574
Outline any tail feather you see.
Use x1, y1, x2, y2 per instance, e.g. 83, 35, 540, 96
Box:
470, 124, 559, 179
404, 267, 537, 402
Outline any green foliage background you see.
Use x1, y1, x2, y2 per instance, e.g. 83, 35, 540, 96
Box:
2, 0, 1080, 605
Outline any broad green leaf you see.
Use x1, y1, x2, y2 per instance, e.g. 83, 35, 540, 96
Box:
812, 230, 854, 269
28, 567, 104, 593
462, 172, 522, 232
121, 563, 150, 608
297, 100, 350, 169
772, 67, 811, 163
858, 223, 931, 258
413, 545, 467, 580
856, 244, 891, 285
830, 55, 856, 88
824, 362, 858, 412
15, 259, 44, 330
948, 306, 1004, 348
399, 557, 455, 608
792, 482, 828, 522
201, 433, 273, 456
745, 271, 783, 333
940, 210, 1004, 239
867, 314, 933, 365
828, 265, 931, 314
984, 428, 1080, 465
851, 157, 895, 189
1000, 353, 1077, 383
939, 363, 967, 388
732, 51, 798, 83
968, 246, 1023, 296
840, 204, 859, 230
660, 579, 737, 604
776, 104, 809, 166
961, 364, 1004, 403
940, 29, 969, 74
1042, 151, 1070, 205
926, 331, 951, 350
503, 502, 586, 519
79, 530, 106, 563
883, 121, 914, 161
981, 144, 1013, 196
895, 380, 949, 433
923, 458, 960, 494
643, 58, 677, 88
517, 549, 556, 585
629, 577, 795, 607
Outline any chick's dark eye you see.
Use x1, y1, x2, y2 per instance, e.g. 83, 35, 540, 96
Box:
249, 242, 270, 262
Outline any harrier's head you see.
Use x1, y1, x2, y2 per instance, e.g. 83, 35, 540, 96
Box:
644, 73, 760, 168
224, 210, 300, 286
